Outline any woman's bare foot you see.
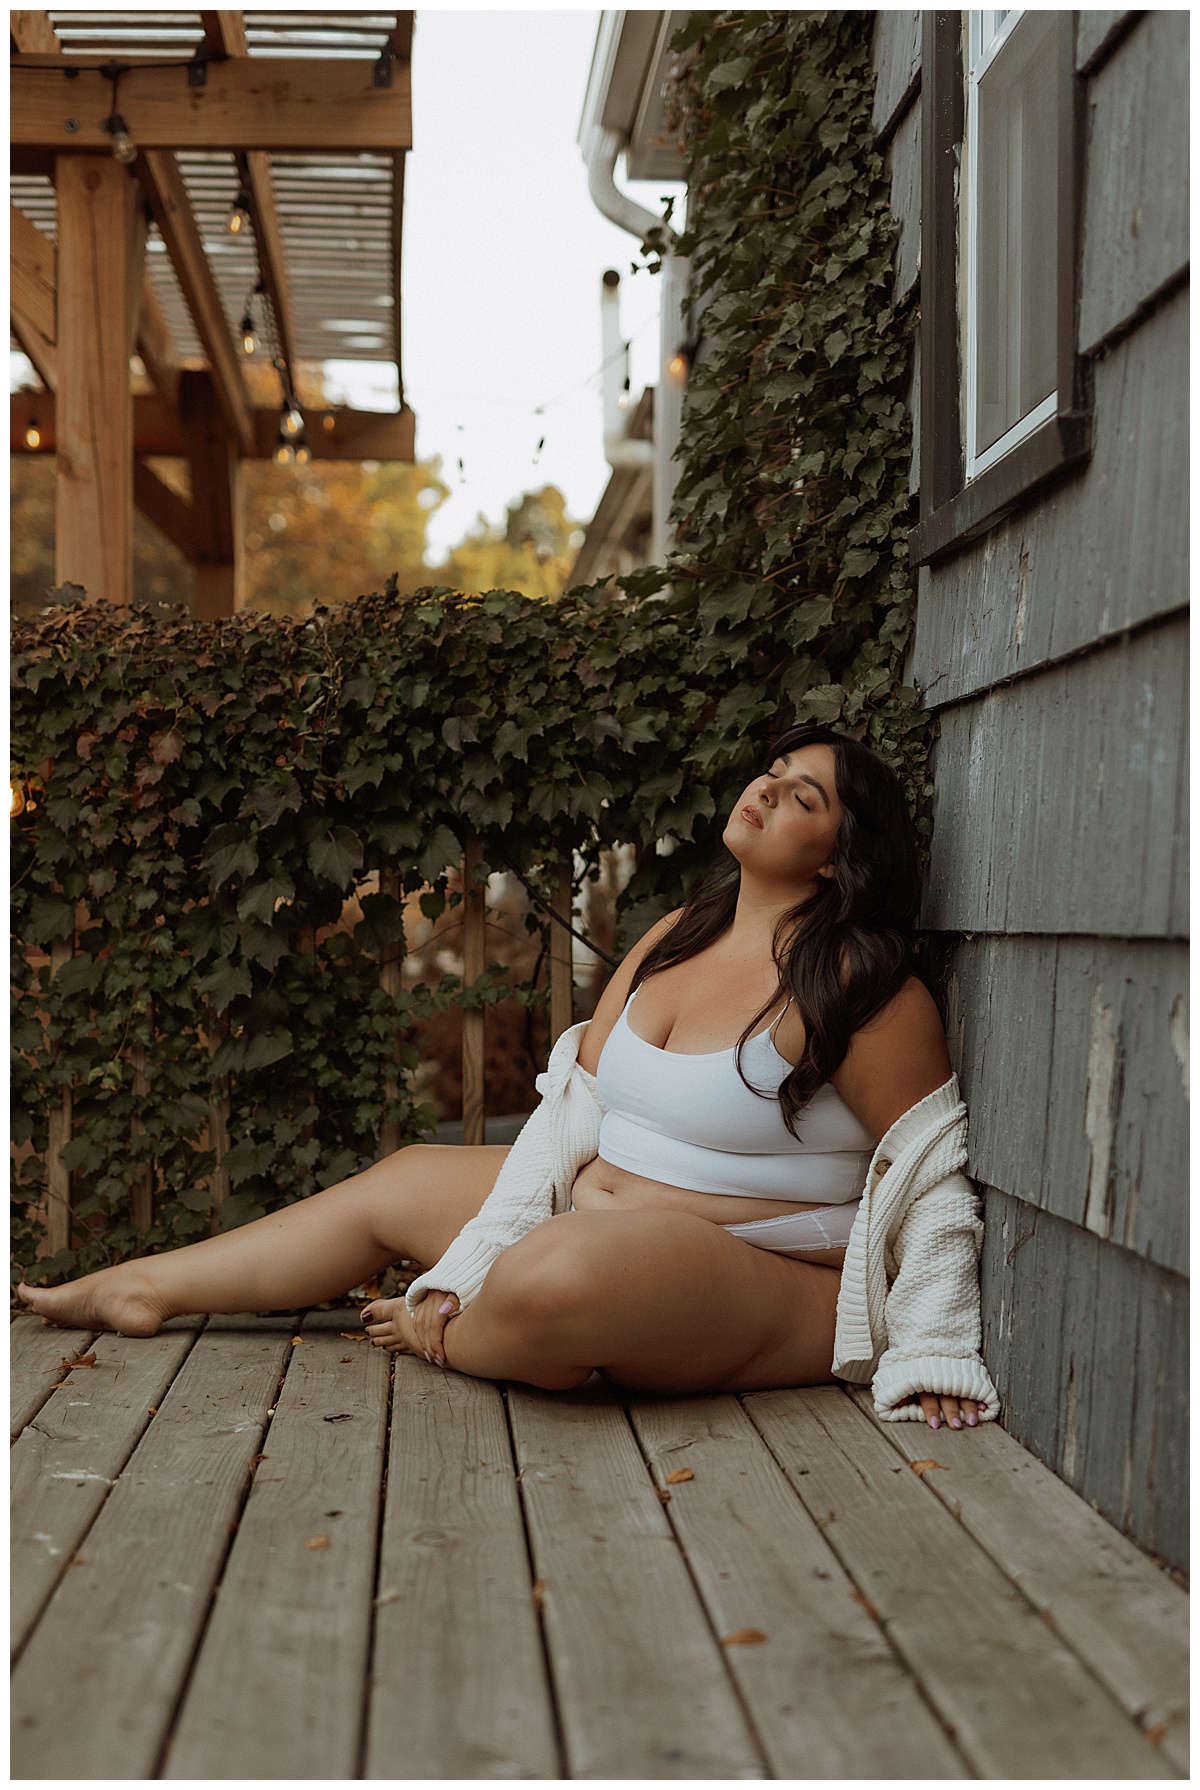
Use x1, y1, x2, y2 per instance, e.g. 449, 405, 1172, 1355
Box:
17, 1263, 172, 1337
361, 1295, 423, 1356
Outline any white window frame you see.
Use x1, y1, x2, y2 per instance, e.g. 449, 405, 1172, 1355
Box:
963, 8, 1059, 482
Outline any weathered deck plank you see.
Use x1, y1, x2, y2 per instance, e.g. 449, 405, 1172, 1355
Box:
849, 1387, 1190, 1774
10, 1317, 294, 1781
164, 1312, 390, 1780
365, 1358, 559, 1780
507, 1379, 764, 1780
745, 1385, 1172, 1780
628, 1392, 965, 1778
10, 1316, 95, 1439
10, 1321, 198, 1661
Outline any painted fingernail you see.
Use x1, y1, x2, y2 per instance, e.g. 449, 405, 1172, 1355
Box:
423, 1351, 432, 1363
435, 1354, 445, 1367
438, 1300, 455, 1315
929, 1415, 940, 1429
950, 1418, 962, 1429
967, 1413, 978, 1426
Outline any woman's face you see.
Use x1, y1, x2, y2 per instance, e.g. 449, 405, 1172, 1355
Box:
722, 743, 844, 887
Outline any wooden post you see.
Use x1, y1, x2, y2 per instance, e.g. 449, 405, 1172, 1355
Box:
549, 859, 574, 1048
179, 368, 244, 620
55, 155, 136, 604
44, 936, 73, 1254
461, 834, 486, 1148
130, 1023, 153, 1237
379, 866, 404, 1157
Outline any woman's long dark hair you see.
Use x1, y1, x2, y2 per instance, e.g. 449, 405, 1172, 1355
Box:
628, 724, 923, 1138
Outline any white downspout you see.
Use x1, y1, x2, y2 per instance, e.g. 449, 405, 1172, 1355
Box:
601, 269, 652, 471
583, 122, 687, 562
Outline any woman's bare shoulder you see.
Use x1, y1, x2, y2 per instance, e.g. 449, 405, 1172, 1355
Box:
831, 975, 952, 1142
576, 906, 685, 1076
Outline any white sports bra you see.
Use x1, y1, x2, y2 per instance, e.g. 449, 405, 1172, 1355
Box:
594, 980, 876, 1203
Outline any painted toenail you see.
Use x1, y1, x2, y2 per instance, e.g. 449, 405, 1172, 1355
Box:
423, 1351, 432, 1362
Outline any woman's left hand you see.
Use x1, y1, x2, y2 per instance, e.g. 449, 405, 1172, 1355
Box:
913, 1392, 980, 1429
410, 1289, 460, 1365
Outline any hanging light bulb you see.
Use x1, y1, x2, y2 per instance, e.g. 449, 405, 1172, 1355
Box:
294, 443, 311, 465
228, 189, 252, 235
103, 111, 136, 164
274, 442, 296, 466
24, 419, 41, 450
282, 403, 303, 437
240, 312, 256, 356
668, 352, 688, 382
321, 413, 336, 433
11, 781, 26, 820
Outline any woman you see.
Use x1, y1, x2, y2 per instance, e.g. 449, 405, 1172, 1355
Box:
19, 725, 998, 1432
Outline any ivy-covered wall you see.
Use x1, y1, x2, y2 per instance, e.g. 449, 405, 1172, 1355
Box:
11, 10, 921, 1278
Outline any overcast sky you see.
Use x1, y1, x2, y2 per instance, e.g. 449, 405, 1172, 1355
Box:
326, 7, 685, 562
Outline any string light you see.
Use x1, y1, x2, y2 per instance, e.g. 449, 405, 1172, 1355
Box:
11, 782, 25, 819
294, 444, 311, 465
228, 189, 252, 235
103, 111, 136, 163
281, 401, 303, 437
23, 419, 41, 450
240, 312, 256, 356
668, 353, 688, 381
274, 442, 296, 466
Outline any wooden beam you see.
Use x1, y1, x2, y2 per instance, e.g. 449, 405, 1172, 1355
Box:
11, 203, 56, 343
549, 863, 575, 1046
206, 12, 247, 56
13, 391, 416, 462
392, 151, 406, 406
10, 306, 57, 393
133, 459, 200, 563
391, 13, 414, 60
12, 55, 413, 153
461, 835, 486, 1149
238, 152, 297, 389
137, 150, 254, 456
180, 368, 242, 617
10, 11, 60, 54
55, 155, 136, 605
136, 276, 181, 411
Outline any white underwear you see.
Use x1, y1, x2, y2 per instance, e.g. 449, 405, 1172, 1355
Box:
721, 1200, 859, 1257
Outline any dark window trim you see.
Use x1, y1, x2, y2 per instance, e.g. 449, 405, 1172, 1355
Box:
910, 11, 1092, 568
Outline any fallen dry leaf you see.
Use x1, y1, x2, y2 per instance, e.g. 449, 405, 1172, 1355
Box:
147, 1406, 157, 1416
849, 1585, 882, 1623
722, 1629, 768, 1647
664, 1467, 694, 1485
67, 1557, 86, 1569
655, 1487, 672, 1505
339, 1333, 366, 1342
305, 1534, 330, 1550
49, 1379, 73, 1391
531, 1578, 547, 1612
1145, 1723, 1167, 1749
62, 1351, 97, 1370
291, 1336, 304, 1348
339, 1356, 353, 1364
909, 1459, 948, 1478
250, 1452, 269, 1469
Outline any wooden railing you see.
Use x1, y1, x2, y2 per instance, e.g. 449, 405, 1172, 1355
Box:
34, 839, 582, 1247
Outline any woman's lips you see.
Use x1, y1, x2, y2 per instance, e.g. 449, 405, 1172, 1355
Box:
740, 805, 763, 829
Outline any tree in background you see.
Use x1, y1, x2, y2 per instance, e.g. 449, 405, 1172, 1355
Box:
10, 451, 582, 614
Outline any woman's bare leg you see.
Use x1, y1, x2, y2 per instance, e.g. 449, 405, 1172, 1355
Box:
395, 1208, 842, 1395
16, 1143, 509, 1336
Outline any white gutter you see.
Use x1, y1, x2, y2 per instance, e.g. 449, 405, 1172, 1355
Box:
601, 269, 652, 471
584, 123, 678, 254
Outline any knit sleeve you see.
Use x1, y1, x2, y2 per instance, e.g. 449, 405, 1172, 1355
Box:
870, 1172, 1002, 1422
404, 1031, 604, 1316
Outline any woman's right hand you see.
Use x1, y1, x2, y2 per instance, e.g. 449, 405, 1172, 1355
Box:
410, 1288, 460, 1366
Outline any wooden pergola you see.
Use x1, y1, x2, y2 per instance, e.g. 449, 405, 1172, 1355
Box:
10, 9, 414, 615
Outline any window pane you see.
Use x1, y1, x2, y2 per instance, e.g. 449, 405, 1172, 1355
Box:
974, 11, 1059, 459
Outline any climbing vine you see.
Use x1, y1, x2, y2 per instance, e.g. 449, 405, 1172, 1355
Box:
12, 11, 924, 1280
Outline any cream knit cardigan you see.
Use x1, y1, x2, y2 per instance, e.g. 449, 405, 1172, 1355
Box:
407, 1019, 1001, 1421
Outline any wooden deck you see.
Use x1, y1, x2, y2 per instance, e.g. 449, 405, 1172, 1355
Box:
11, 1310, 1188, 1779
